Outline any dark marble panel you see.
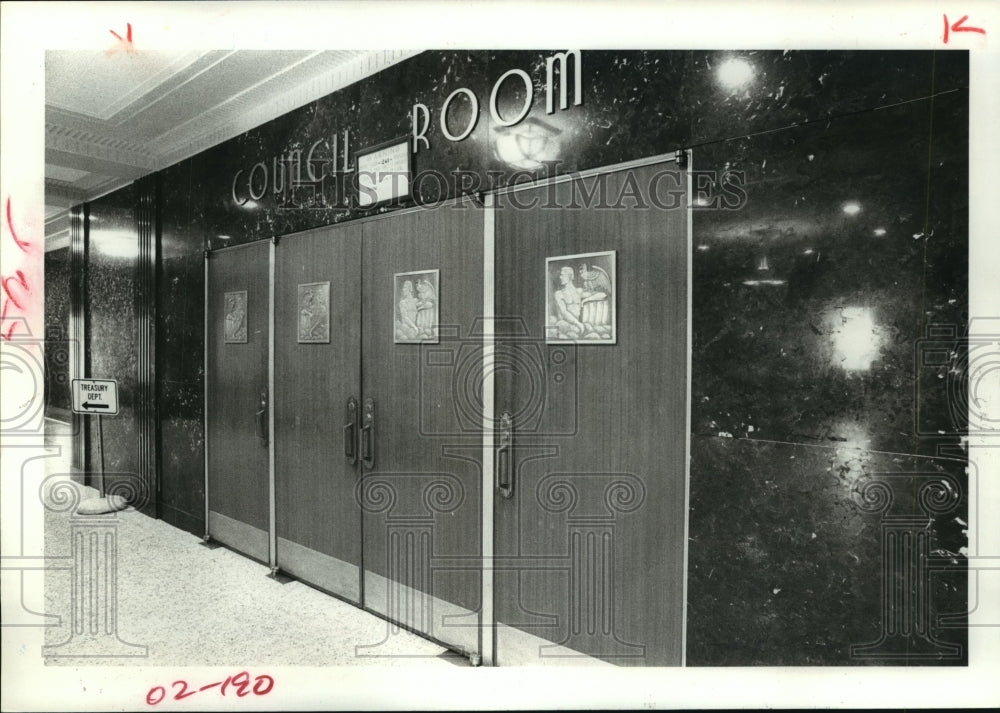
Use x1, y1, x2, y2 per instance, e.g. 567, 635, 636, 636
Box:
686, 91, 968, 665
85, 184, 138, 480
198, 82, 362, 250
355, 50, 492, 203
157, 159, 207, 534
686, 436, 967, 665
44, 246, 72, 413
690, 91, 968, 458
186, 50, 960, 250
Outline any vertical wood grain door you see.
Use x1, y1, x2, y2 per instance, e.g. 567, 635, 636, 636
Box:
206, 242, 271, 562
358, 202, 483, 659
274, 224, 363, 603
493, 160, 690, 666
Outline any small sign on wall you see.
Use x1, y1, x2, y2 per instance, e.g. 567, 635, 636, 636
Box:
545, 251, 616, 344
357, 139, 411, 208
72, 378, 119, 415
394, 269, 439, 344
357, 137, 411, 208
297, 282, 330, 343
224, 291, 248, 343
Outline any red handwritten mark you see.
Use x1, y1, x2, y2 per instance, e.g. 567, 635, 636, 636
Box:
2, 197, 33, 340
146, 673, 274, 706
1, 269, 32, 340
6, 197, 30, 251
107, 22, 137, 55
943, 14, 986, 44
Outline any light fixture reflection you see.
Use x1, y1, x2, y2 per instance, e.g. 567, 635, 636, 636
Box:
91, 230, 139, 259
842, 201, 861, 216
831, 307, 880, 371
717, 57, 755, 89
697, 244, 710, 251
873, 227, 887, 236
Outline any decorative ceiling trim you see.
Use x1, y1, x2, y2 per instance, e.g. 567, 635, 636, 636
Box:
155, 49, 421, 169
46, 123, 157, 172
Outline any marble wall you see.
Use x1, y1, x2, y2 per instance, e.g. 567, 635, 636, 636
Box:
44, 246, 72, 415
72, 49, 969, 665
686, 87, 969, 664
156, 161, 208, 534
84, 184, 139, 486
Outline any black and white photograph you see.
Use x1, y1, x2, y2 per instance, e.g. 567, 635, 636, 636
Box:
1, 1, 998, 711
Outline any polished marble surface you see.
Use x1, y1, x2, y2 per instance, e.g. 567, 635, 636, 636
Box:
44, 246, 72, 413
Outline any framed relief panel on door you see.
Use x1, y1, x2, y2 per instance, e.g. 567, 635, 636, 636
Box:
223, 290, 248, 343
297, 281, 330, 344
393, 269, 439, 344
545, 250, 616, 344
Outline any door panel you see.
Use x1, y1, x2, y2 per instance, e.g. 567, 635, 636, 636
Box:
206, 242, 270, 561
359, 203, 483, 656
494, 162, 689, 665
274, 224, 363, 602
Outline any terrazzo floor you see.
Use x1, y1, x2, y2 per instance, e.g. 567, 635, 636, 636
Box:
41, 421, 465, 668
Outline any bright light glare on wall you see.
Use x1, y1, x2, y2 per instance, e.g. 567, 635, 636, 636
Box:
91, 231, 139, 259
873, 227, 887, 236
832, 307, 880, 371
717, 58, 755, 88
842, 201, 861, 216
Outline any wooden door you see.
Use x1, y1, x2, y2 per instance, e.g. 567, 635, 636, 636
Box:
206, 242, 271, 562
493, 161, 690, 665
274, 224, 363, 602
359, 203, 483, 658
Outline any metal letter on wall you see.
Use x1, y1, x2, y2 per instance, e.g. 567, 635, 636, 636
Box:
545, 250, 616, 344
223, 290, 247, 344
297, 282, 330, 344
393, 269, 439, 344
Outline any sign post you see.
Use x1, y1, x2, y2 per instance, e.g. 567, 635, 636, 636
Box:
71, 379, 119, 496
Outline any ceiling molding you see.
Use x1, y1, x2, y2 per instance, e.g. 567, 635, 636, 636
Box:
154, 49, 420, 169
44, 49, 422, 245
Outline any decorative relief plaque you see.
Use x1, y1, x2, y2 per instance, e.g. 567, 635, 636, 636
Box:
394, 269, 439, 344
297, 282, 330, 344
545, 251, 616, 344
223, 290, 247, 343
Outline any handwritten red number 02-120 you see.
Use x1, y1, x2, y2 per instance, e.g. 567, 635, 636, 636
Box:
146, 672, 274, 705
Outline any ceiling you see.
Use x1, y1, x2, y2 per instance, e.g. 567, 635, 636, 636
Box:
44, 48, 418, 247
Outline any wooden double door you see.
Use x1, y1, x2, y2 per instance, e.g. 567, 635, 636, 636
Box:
206, 202, 484, 659
206, 158, 690, 666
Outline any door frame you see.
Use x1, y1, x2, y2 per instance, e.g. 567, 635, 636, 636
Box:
202, 239, 278, 573
484, 149, 693, 666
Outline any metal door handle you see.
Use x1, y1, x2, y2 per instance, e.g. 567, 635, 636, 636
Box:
344, 396, 358, 464
497, 412, 513, 498
255, 389, 268, 446
361, 398, 375, 468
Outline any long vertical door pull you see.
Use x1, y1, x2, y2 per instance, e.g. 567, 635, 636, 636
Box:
255, 389, 269, 447
361, 398, 375, 468
497, 412, 513, 498
344, 396, 359, 464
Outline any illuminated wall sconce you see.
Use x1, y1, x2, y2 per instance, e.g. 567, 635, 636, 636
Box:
492, 116, 563, 170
